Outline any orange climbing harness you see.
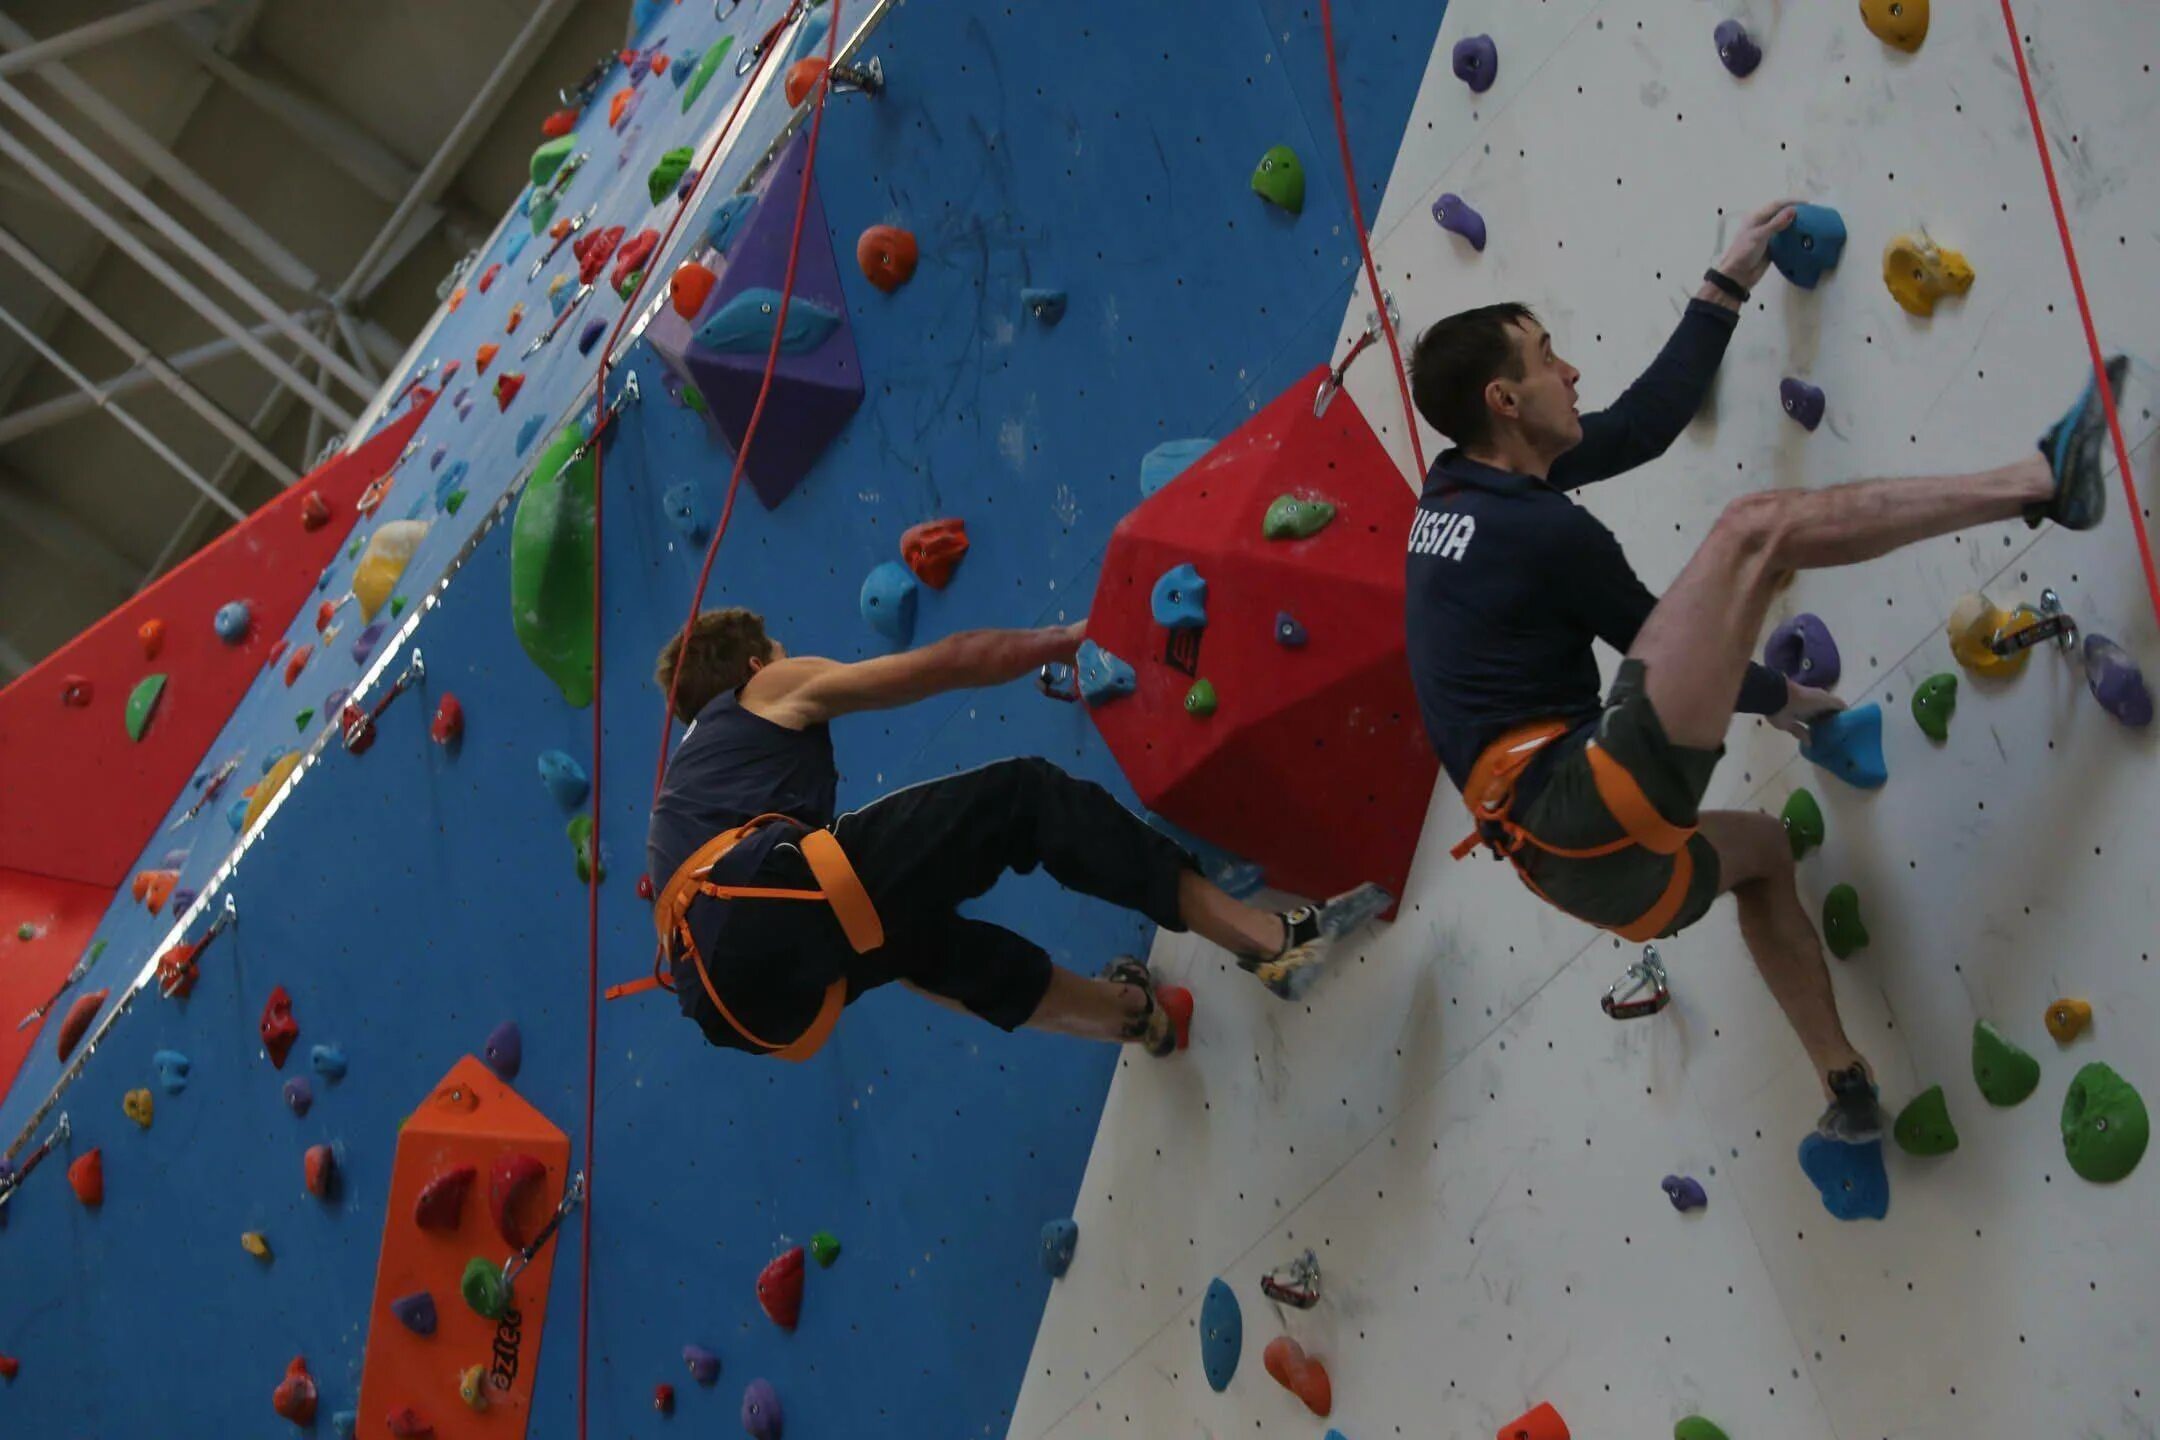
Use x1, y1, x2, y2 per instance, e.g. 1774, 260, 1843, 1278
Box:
605, 814, 882, 1062
1449, 720, 1698, 944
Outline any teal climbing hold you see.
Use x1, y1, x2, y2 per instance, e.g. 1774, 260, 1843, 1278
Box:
1263, 494, 1336, 540
1893, 1084, 1959, 1156
682, 36, 734, 110
649, 146, 694, 205
529, 135, 575, 188
694, 286, 843, 355
1781, 788, 1824, 859
1972, 1020, 2040, 1106
1821, 883, 1868, 959
1800, 703, 1887, 790
1150, 563, 1208, 630
705, 193, 756, 253
1199, 1277, 1242, 1391
2061, 1062, 2148, 1183
1076, 640, 1135, 706
859, 562, 919, 646
510, 421, 597, 707
1797, 1134, 1888, 1221
1250, 145, 1306, 214
1040, 1217, 1077, 1277
1139, 438, 1213, 497
1911, 671, 1957, 742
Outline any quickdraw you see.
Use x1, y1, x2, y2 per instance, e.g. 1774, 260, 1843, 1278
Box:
1602, 946, 1670, 1021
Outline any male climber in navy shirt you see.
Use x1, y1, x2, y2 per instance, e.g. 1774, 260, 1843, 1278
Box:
1402, 198, 2127, 1140
643, 609, 1387, 1064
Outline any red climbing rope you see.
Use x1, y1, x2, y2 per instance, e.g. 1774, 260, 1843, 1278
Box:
1316, 0, 1427, 481
1996, 0, 2160, 630
575, 3, 837, 1436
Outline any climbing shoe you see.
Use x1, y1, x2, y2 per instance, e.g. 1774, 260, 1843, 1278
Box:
1239, 881, 1393, 1000
2029, 353, 2129, 531
1104, 958, 1177, 1058
1815, 1063, 1885, 1144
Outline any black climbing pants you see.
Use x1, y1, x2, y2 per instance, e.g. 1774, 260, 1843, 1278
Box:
679, 758, 1198, 1049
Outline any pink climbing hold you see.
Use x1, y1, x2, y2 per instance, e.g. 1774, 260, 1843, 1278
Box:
414, 1165, 477, 1231
756, 1247, 806, 1330
272, 1356, 318, 1427
489, 1152, 547, 1249
54, 987, 109, 1062
260, 985, 299, 1069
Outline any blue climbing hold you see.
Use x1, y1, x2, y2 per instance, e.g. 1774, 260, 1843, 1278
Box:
331, 1411, 356, 1439
214, 601, 251, 643
577, 318, 607, 355
310, 1044, 348, 1081
391, 1290, 438, 1336
705, 193, 756, 253
859, 561, 919, 646
1139, 438, 1213, 497
1020, 287, 1067, 325
1274, 612, 1307, 648
504, 228, 529, 264
1768, 203, 1847, 289
226, 797, 250, 833
260, 747, 291, 775
284, 1076, 313, 1116
435, 460, 469, 510
429, 447, 445, 471
1800, 703, 1887, 790
153, 1048, 191, 1094
1199, 1277, 1242, 1392
662, 480, 712, 546
1076, 640, 1135, 706
516, 412, 545, 455
1150, 563, 1208, 630
1040, 1217, 1078, 1277
791, 9, 830, 60
1797, 1134, 1889, 1221
1147, 811, 1264, 898
694, 286, 842, 355
538, 750, 590, 809
1661, 1174, 1708, 1212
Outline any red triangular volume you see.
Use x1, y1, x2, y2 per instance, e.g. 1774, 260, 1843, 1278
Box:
413, 1165, 476, 1232
489, 1153, 547, 1250
756, 1246, 805, 1331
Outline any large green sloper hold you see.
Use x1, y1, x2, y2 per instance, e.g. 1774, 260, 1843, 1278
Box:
1674, 1420, 1731, 1440
1251, 145, 1305, 215
1781, 788, 1824, 859
683, 36, 734, 111
649, 146, 694, 205
1972, 1019, 2040, 1106
2061, 1062, 2148, 1183
1893, 1084, 1959, 1155
510, 420, 597, 707
530, 135, 576, 188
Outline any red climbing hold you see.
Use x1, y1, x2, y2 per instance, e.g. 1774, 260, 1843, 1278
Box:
608, 87, 634, 129
54, 987, 108, 1062
610, 229, 659, 293
282, 644, 312, 687
636, 874, 655, 901
260, 985, 299, 1069
784, 58, 827, 108
59, 674, 93, 708
385, 1405, 435, 1438
157, 936, 204, 1000
856, 225, 919, 294
477, 262, 502, 294
301, 492, 332, 531
132, 868, 179, 914
0, 1354, 18, 1380
267, 638, 289, 665
1263, 1337, 1332, 1416
495, 372, 524, 411
670, 261, 716, 319
756, 1247, 805, 1330
413, 1165, 477, 1232
652, 1382, 675, 1414
489, 1152, 548, 1249
429, 694, 464, 747
541, 106, 579, 138
272, 1356, 318, 1426
900, 517, 969, 589
138, 617, 165, 660
68, 1148, 103, 1207
505, 302, 526, 334
575, 224, 625, 285
1158, 985, 1194, 1051
1499, 1402, 1572, 1440
476, 342, 499, 374
304, 1144, 337, 1199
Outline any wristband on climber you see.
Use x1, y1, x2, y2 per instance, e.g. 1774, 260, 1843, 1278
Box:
1703, 267, 1751, 304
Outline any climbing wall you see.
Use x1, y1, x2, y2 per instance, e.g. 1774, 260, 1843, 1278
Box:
0, 1, 1446, 1435
1012, 2, 2160, 1437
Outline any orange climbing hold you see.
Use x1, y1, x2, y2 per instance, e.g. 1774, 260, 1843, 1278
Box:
132, 868, 179, 914
608, 87, 635, 128
670, 261, 716, 319
272, 1356, 318, 1426
1499, 1402, 1572, 1440
446, 286, 466, 313
900, 517, 969, 589
54, 987, 108, 1062
137, 617, 165, 660
2046, 997, 2093, 1044
1262, 1336, 1332, 1417
784, 58, 827, 107
282, 644, 312, 687
504, 302, 526, 334
1159, 985, 1193, 1051
304, 1144, 337, 1199
541, 107, 579, 138
68, 1148, 103, 1207
476, 343, 499, 375
856, 225, 919, 293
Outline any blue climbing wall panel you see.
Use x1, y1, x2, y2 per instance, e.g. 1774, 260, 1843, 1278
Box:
0, 1, 1442, 1434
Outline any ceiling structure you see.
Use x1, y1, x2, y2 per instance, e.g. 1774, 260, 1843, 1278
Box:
0, 0, 632, 678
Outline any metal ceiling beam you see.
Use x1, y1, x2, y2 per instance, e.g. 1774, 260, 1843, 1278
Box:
0, 303, 247, 521
0, 78, 372, 397
0, 0, 220, 77
0, 221, 300, 481
0, 633, 31, 683
0, 10, 319, 295
0, 123, 356, 427
143, 332, 310, 582
331, 309, 382, 387
337, 0, 581, 304
0, 461, 142, 596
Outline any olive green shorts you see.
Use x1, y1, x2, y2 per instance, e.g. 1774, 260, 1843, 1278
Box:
1514, 660, 1724, 939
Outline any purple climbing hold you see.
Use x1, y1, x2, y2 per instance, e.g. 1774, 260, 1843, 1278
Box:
683, 1344, 720, 1386
283, 1076, 314, 1117
351, 622, 387, 667
741, 1378, 784, 1439
391, 1290, 438, 1336
1661, 1174, 1708, 1212
1765, 613, 1842, 689
2083, 634, 2153, 728
484, 1021, 523, 1082
1452, 34, 1498, 93
1275, 612, 1308, 649
1431, 192, 1487, 252
1780, 377, 1825, 431
1713, 19, 1762, 77
577, 318, 607, 355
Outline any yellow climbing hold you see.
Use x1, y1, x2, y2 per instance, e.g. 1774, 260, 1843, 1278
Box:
1859, 0, 1928, 53
243, 750, 304, 834
1884, 232, 1972, 317
122, 1088, 154, 1129
241, 1231, 273, 1260
2045, 997, 2092, 1044
354, 520, 428, 622
1946, 592, 2036, 677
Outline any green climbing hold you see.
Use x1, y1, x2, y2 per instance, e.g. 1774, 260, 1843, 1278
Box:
1185, 679, 1218, 718
530, 190, 559, 236
124, 673, 167, 741
294, 709, 315, 731
1972, 1020, 2040, 1107
390, 595, 407, 618
444, 490, 468, 516
568, 813, 603, 884
616, 269, 645, 301
1250, 145, 1305, 215
461, 1257, 510, 1319
1781, 788, 1824, 859
530, 135, 576, 188
1911, 672, 1957, 742
1893, 1084, 1960, 1156
1821, 883, 1868, 959
682, 36, 734, 110
1262, 494, 1336, 540
1674, 1420, 1731, 1440
810, 1231, 841, 1268
510, 420, 597, 707
681, 384, 709, 416
649, 147, 694, 204
2061, 1062, 2148, 1183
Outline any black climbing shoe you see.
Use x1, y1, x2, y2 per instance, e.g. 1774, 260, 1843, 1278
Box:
2029, 354, 2129, 531
1815, 1063, 1885, 1144
1238, 881, 1392, 1000
1103, 958, 1176, 1058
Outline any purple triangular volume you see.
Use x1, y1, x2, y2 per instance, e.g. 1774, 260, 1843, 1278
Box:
650, 128, 863, 511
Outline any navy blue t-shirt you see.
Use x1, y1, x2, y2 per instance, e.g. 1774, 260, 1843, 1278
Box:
1404, 299, 1787, 795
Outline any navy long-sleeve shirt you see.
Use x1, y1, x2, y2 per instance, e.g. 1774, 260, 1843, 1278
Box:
1405, 298, 1788, 795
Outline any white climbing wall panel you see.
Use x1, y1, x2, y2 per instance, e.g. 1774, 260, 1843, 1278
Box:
1010, 3, 2160, 1437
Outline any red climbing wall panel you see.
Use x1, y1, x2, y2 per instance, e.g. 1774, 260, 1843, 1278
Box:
0, 401, 431, 889
0, 868, 118, 1101
358, 1055, 571, 1440
1084, 367, 1438, 908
